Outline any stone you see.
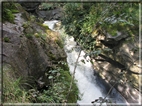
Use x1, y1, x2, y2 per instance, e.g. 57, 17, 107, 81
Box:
93, 31, 141, 103
1, 6, 67, 90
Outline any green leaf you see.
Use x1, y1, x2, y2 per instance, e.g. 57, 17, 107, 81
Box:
51, 70, 58, 73
48, 76, 53, 79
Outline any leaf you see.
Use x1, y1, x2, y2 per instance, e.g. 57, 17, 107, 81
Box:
51, 70, 58, 73
48, 76, 53, 79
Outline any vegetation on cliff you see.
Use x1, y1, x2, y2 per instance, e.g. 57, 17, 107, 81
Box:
62, 2, 141, 103
62, 3, 139, 50
1, 1, 141, 104
2, 2, 78, 103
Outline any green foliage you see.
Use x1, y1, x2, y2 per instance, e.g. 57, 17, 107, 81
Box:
30, 15, 36, 22
34, 33, 40, 38
25, 34, 33, 39
2, 2, 19, 23
39, 3, 64, 10
22, 21, 31, 28
3, 65, 30, 103
62, 3, 139, 56
39, 3, 54, 10
47, 51, 56, 60
3, 37, 10, 42
55, 39, 64, 48
23, 21, 34, 39
34, 61, 78, 103
3, 61, 78, 103
59, 68, 78, 103
37, 23, 50, 31
42, 24, 50, 30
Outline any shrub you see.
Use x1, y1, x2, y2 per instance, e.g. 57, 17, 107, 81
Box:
62, 3, 139, 53
36, 63, 79, 103
3, 65, 30, 103
2, 2, 19, 23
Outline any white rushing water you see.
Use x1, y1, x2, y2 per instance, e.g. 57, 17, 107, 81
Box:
44, 20, 129, 106
64, 36, 105, 105
63, 35, 128, 105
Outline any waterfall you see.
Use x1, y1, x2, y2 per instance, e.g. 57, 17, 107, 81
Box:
64, 36, 105, 105
43, 20, 129, 106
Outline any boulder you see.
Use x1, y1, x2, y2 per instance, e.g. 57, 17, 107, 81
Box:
35, 8, 63, 20
19, 2, 41, 12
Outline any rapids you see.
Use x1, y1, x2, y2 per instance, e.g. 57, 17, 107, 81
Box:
43, 20, 129, 105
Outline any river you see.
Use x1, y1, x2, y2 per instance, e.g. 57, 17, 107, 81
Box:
43, 20, 129, 106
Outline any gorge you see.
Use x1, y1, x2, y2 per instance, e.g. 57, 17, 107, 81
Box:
1, 2, 141, 105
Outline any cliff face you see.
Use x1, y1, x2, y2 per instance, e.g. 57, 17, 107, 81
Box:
1, 3, 80, 103
93, 30, 141, 103
1, 4, 66, 88
18, 2, 63, 20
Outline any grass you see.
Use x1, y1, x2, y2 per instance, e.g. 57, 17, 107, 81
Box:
2, 2, 19, 23
3, 62, 79, 103
2, 6, 79, 103
3, 64, 30, 103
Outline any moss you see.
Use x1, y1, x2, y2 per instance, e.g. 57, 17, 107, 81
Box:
41, 33, 47, 40
109, 30, 117, 36
3, 37, 10, 42
47, 51, 56, 60
55, 39, 64, 49
37, 23, 50, 31
43, 25, 50, 30
29, 15, 36, 22
25, 34, 33, 39
23, 24, 34, 39
34, 33, 40, 38
22, 22, 30, 28
59, 69, 79, 103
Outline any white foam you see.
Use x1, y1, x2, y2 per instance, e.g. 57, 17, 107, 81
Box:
43, 20, 128, 105
43, 20, 59, 30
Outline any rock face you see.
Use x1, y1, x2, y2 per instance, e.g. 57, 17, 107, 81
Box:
93, 30, 142, 104
19, 2, 63, 20
1, 6, 66, 89
35, 8, 63, 20
19, 2, 41, 12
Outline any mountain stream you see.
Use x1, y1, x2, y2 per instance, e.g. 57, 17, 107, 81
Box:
43, 20, 129, 106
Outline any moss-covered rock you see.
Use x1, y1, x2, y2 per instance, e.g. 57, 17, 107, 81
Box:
2, 2, 78, 103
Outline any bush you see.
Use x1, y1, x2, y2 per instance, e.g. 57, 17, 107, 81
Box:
3, 65, 30, 103
36, 63, 79, 103
2, 2, 19, 23
62, 3, 139, 53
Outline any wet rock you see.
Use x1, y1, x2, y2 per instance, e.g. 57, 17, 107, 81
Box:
93, 30, 141, 104
36, 8, 63, 20
19, 2, 41, 12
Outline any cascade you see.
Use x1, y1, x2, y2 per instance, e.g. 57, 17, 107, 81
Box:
43, 20, 129, 105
